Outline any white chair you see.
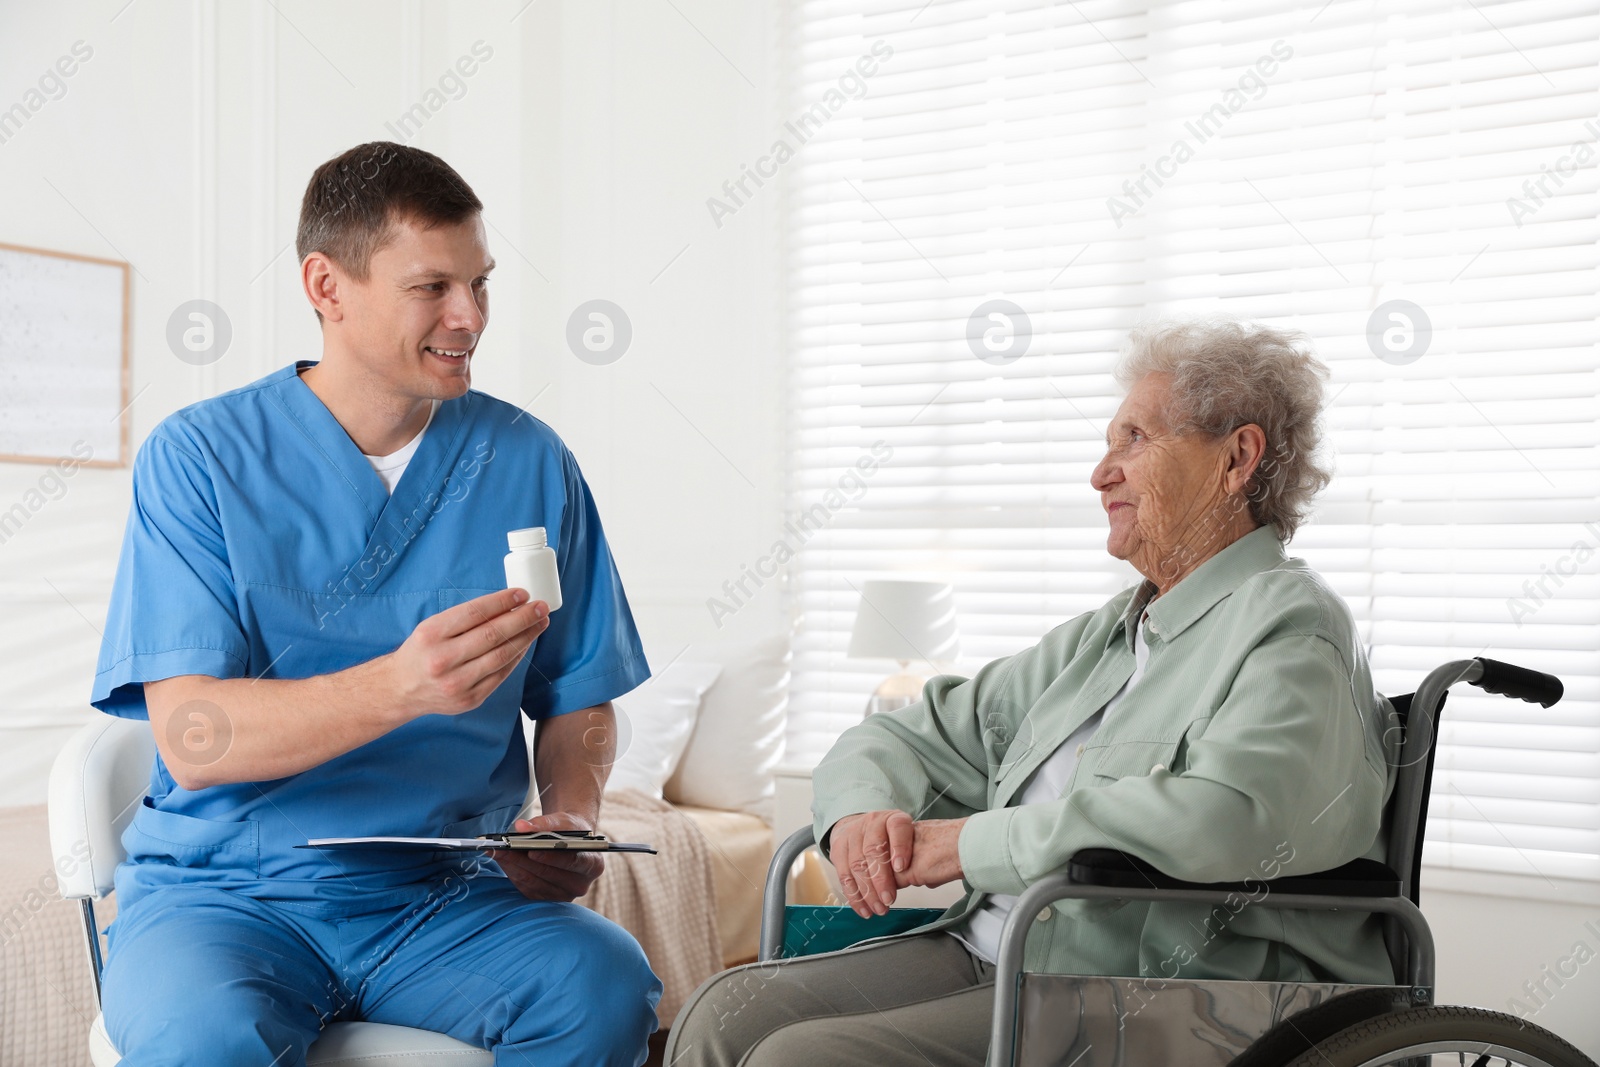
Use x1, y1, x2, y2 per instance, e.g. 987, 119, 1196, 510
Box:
48, 714, 493, 1067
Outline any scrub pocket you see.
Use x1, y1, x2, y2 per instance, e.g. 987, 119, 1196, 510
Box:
123, 798, 261, 876
436, 586, 509, 613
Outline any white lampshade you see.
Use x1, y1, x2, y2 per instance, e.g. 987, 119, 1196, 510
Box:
847, 580, 960, 664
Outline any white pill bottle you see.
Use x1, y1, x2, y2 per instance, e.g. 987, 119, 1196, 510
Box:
503, 527, 563, 610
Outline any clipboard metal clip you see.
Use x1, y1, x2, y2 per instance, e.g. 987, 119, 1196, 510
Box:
482, 828, 608, 846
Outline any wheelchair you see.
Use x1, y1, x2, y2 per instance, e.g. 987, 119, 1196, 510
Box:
759, 657, 1599, 1067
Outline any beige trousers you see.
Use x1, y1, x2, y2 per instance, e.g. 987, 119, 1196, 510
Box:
664, 932, 995, 1067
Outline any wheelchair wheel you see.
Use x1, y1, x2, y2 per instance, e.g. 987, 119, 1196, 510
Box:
1281, 1005, 1597, 1067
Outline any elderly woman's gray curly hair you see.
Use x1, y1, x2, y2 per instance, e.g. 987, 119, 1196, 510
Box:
1115, 319, 1334, 542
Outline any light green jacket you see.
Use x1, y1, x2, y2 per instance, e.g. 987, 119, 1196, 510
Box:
812, 525, 1401, 985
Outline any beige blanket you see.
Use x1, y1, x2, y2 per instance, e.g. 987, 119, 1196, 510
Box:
677, 804, 773, 966
577, 789, 725, 1027
1, 803, 106, 1067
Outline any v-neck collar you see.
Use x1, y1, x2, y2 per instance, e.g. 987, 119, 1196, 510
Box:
269, 360, 470, 579
362, 398, 440, 467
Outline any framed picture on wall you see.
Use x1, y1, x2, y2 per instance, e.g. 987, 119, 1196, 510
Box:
0, 241, 130, 468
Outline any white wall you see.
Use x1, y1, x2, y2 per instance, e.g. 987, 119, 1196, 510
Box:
1, 1, 1596, 1059
1422, 873, 1600, 1057
0, 0, 787, 805
527, 0, 787, 660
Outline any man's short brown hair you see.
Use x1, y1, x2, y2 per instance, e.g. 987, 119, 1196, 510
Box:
296, 141, 483, 322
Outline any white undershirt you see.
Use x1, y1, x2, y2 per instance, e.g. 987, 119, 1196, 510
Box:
954, 611, 1154, 964
360, 400, 440, 494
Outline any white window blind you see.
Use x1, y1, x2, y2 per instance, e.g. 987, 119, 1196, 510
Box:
783, 0, 1600, 889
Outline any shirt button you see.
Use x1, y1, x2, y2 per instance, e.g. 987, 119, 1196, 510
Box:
1151, 763, 1165, 773
1035, 908, 1052, 923
1075, 743, 1086, 758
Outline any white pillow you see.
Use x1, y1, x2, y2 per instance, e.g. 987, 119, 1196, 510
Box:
527, 660, 721, 799
664, 632, 790, 821
607, 660, 723, 797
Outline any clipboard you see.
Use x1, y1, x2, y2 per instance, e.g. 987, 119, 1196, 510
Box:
298, 829, 657, 854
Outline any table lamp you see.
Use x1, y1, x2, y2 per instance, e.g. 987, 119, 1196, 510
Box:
847, 579, 960, 717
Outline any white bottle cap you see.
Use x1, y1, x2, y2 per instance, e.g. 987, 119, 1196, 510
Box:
508, 527, 548, 550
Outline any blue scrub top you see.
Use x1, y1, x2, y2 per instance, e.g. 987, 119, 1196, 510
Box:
91, 360, 650, 917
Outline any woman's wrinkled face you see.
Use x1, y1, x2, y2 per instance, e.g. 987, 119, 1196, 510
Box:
1091, 373, 1257, 591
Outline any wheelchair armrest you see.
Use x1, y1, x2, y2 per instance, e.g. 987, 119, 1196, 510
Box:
1067, 849, 1402, 898
761, 826, 820, 962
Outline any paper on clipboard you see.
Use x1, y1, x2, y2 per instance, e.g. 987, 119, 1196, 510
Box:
297, 829, 657, 854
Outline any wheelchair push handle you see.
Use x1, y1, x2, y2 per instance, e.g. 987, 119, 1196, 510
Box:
1470, 657, 1563, 708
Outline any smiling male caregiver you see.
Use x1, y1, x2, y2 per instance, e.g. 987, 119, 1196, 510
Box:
89, 142, 660, 1067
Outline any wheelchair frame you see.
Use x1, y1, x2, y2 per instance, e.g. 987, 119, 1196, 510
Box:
759, 656, 1572, 1066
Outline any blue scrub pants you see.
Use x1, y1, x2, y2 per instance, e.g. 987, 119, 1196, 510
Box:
100, 873, 662, 1067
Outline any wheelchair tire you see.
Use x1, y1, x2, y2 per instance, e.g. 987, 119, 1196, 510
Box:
1280, 1005, 1598, 1067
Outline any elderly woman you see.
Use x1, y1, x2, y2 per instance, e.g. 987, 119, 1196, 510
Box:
666, 319, 1397, 1067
